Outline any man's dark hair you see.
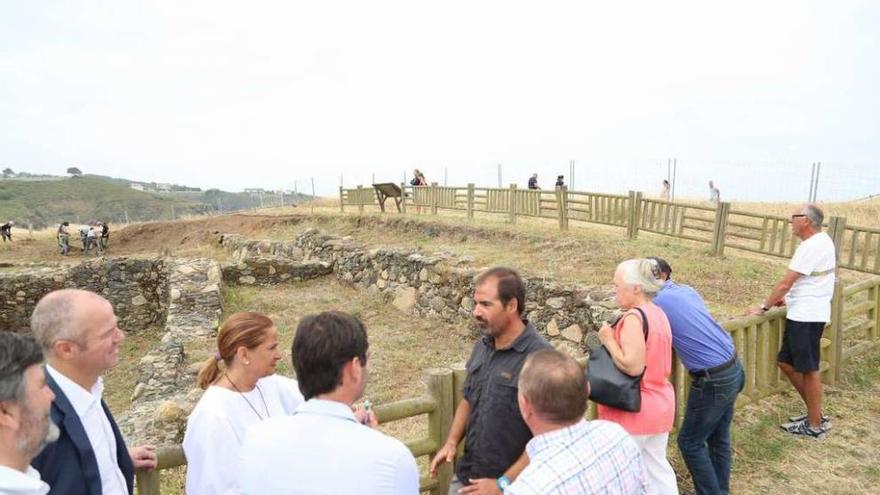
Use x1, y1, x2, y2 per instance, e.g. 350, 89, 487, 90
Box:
646, 256, 672, 279
0, 332, 44, 403
292, 311, 369, 400
474, 267, 526, 315
519, 349, 587, 423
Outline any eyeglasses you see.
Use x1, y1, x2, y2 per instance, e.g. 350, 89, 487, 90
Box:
790, 214, 807, 221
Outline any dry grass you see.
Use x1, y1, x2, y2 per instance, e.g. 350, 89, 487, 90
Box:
731, 198, 880, 229
720, 349, 880, 494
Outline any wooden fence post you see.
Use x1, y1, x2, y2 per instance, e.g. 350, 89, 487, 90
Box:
357, 185, 364, 214
426, 368, 454, 495
339, 186, 345, 213
871, 281, 880, 342
400, 182, 407, 214
431, 182, 438, 215
555, 186, 569, 231
826, 215, 848, 383
466, 184, 475, 219
711, 202, 731, 256
626, 190, 642, 239
508, 184, 517, 224
452, 364, 466, 460
135, 471, 159, 495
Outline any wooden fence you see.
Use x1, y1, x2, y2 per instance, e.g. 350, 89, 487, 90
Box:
340, 184, 880, 277
136, 274, 880, 494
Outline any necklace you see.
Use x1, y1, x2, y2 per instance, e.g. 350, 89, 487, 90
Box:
224, 373, 270, 420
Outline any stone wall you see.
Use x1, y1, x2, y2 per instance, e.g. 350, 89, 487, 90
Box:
119, 257, 224, 446
0, 258, 167, 333
221, 229, 619, 353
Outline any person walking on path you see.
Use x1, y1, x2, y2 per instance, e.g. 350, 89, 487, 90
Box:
748, 203, 836, 438
708, 181, 720, 203
650, 257, 744, 495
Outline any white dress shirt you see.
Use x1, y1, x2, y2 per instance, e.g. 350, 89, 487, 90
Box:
45, 365, 128, 495
238, 399, 419, 495
182, 374, 304, 495
0, 465, 50, 495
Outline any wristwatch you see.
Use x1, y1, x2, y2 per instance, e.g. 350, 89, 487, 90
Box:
760, 303, 770, 312
497, 475, 512, 491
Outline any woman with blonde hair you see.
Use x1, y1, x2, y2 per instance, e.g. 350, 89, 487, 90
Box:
183, 312, 304, 495
597, 258, 678, 494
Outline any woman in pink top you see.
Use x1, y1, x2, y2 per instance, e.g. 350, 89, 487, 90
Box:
597, 258, 678, 495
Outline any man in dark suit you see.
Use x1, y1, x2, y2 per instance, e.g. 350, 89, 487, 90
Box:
29, 289, 157, 495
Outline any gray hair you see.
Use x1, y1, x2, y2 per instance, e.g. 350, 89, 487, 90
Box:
30, 290, 87, 352
0, 333, 44, 404
616, 258, 665, 297
801, 204, 824, 229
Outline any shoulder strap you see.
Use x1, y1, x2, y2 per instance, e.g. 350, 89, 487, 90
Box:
632, 307, 649, 341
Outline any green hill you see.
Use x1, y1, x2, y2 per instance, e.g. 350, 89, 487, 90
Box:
0, 175, 309, 228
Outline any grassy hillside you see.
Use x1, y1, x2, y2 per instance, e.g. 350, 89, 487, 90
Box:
0, 175, 311, 228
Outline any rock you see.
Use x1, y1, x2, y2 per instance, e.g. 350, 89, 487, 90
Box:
561, 324, 583, 343
268, 265, 276, 275
131, 295, 148, 306
130, 383, 146, 402
155, 401, 187, 424
392, 287, 417, 313
546, 297, 565, 309
419, 268, 429, 281
170, 288, 181, 300
239, 276, 256, 285
430, 297, 446, 312
376, 278, 388, 289
546, 319, 560, 336
460, 297, 474, 312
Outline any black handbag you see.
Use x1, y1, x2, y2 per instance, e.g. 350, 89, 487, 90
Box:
587, 307, 649, 412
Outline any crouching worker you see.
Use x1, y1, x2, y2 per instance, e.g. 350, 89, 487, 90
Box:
507, 349, 651, 495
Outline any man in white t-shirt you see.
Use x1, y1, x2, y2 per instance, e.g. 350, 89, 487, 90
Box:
0, 333, 58, 495
238, 311, 419, 495
749, 204, 836, 438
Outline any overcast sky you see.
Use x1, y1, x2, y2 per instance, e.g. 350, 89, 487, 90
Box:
2, 1, 878, 200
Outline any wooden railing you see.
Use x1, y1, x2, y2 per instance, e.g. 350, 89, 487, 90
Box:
339, 183, 880, 276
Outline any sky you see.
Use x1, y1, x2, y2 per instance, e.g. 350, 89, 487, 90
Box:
1, 1, 878, 201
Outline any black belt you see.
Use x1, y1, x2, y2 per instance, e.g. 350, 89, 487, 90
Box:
689, 356, 736, 379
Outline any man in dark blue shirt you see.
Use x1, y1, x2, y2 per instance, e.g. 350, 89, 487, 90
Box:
649, 257, 744, 495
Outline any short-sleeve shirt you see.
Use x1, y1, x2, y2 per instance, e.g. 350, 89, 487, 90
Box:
786, 232, 836, 323
457, 321, 552, 482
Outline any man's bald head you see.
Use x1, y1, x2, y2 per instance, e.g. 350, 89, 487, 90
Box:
30, 289, 110, 353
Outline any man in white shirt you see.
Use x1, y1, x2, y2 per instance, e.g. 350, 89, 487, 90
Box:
750, 204, 836, 438
506, 349, 650, 495
239, 311, 419, 495
0, 333, 58, 495
29, 289, 158, 494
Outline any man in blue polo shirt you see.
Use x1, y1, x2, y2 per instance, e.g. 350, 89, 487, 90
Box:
648, 257, 744, 495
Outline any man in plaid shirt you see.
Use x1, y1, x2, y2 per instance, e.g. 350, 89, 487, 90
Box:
507, 349, 652, 495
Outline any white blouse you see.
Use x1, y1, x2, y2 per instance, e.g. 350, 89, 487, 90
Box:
182, 374, 305, 495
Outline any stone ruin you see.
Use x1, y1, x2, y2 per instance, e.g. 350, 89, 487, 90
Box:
0, 227, 620, 447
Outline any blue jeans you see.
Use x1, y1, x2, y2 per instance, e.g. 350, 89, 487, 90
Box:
677, 360, 745, 495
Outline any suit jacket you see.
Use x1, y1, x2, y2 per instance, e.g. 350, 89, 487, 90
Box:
31, 371, 134, 495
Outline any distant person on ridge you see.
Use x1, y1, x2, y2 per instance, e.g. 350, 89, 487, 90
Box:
660, 180, 670, 200
528, 173, 539, 190
1, 221, 14, 242
555, 175, 565, 188
709, 181, 720, 203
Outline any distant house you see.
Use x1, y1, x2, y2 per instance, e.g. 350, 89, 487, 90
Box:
156, 183, 172, 192
244, 188, 266, 194
130, 183, 145, 191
